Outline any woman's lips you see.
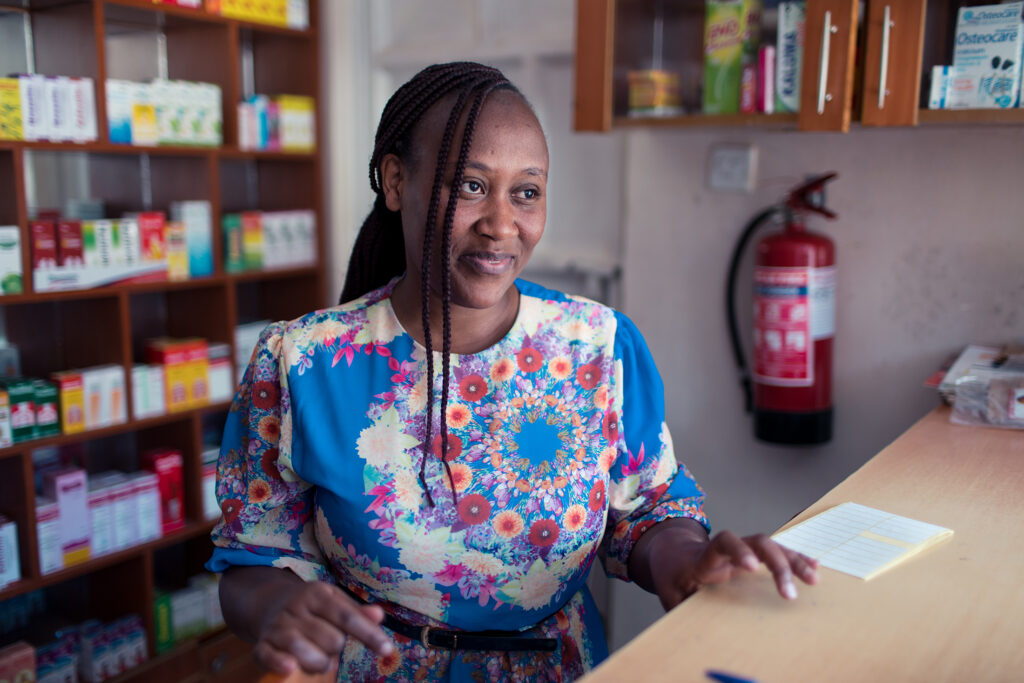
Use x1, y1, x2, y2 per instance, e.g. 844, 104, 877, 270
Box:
461, 252, 514, 275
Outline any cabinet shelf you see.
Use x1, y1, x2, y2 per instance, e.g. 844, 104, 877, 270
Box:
917, 109, 1024, 126
1, 140, 318, 161
613, 112, 799, 129
0, 401, 232, 462
102, 0, 313, 36
0, 518, 218, 602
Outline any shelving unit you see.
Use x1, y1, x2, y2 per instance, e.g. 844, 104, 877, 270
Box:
0, 1, 326, 680
575, 0, 1024, 133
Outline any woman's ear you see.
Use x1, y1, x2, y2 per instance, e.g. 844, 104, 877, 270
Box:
380, 153, 404, 213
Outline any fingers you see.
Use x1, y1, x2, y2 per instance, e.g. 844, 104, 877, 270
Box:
695, 531, 820, 600
306, 586, 393, 656
258, 582, 394, 675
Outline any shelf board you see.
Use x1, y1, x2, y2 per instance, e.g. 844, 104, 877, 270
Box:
219, 147, 317, 162
1, 140, 320, 160
0, 401, 232, 462
102, 0, 313, 36
917, 108, 1024, 125
0, 267, 320, 305
0, 518, 218, 601
613, 112, 799, 129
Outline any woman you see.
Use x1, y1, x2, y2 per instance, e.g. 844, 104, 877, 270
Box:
209, 62, 817, 682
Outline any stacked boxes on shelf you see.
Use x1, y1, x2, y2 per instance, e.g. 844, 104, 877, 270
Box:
153, 573, 224, 654
223, 209, 316, 272
0, 74, 98, 143
107, 79, 222, 147
206, 0, 309, 30
0, 516, 18, 589
238, 94, 316, 152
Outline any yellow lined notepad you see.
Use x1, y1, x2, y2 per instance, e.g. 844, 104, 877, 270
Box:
772, 502, 953, 580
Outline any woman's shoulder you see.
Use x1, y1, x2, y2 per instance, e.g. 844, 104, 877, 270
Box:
516, 278, 613, 316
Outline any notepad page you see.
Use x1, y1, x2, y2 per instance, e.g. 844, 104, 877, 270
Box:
772, 502, 953, 580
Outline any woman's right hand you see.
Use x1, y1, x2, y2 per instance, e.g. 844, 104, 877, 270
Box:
254, 579, 395, 675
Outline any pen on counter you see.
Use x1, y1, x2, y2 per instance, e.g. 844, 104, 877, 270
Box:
706, 670, 759, 683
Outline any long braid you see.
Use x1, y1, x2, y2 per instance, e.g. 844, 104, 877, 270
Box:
340, 62, 523, 508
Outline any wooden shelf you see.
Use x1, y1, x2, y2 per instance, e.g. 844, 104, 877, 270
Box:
102, 0, 313, 36
0, 401, 231, 462
219, 147, 317, 162
0, 518, 218, 602
613, 112, 799, 129
917, 109, 1024, 125
0, 140, 318, 160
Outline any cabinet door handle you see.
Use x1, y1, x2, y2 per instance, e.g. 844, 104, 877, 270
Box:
878, 5, 893, 109
817, 10, 838, 115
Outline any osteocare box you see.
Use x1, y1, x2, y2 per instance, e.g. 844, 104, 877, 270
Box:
142, 448, 185, 534
951, 2, 1023, 108
775, 2, 805, 112
42, 467, 91, 566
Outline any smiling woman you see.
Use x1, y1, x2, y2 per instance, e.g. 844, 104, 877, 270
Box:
208, 62, 819, 683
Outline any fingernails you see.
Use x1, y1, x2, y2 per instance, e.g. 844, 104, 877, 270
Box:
783, 581, 797, 600
379, 641, 394, 656
743, 555, 758, 571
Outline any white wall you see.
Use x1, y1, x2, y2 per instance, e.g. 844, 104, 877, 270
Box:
608, 124, 1024, 648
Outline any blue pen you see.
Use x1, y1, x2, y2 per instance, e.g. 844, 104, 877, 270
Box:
706, 670, 759, 683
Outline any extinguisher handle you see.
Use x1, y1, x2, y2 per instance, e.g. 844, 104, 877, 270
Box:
787, 172, 839, 219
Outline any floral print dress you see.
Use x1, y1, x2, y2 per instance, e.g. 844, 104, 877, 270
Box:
207, 278, 708, 682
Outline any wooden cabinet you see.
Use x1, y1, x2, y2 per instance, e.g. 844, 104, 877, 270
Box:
0, 0, 324, 678
574, 0, 1024, 132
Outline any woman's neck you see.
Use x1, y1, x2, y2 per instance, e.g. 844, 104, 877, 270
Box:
390, 276, 520, 355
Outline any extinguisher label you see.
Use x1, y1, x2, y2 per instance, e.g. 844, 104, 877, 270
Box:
753, 266, 816, 387
809, 266, 836, 340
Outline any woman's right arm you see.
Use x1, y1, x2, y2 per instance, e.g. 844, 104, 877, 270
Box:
220, 565, 394, 674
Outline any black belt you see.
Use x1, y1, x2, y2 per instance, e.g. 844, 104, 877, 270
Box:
380, 612, 558, 652
340, 583, 557, 652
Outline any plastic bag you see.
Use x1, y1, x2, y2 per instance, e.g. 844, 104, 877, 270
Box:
951, 366, 1024, 430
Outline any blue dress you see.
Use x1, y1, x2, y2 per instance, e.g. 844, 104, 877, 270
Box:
208, 278, 708, 681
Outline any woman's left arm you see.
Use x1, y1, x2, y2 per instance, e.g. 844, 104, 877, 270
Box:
627, 517, 819, 610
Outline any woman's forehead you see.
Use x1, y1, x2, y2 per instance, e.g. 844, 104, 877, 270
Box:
416, 90, 546, 158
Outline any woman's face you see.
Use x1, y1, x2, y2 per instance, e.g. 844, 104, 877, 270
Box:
383, 90, 549, 314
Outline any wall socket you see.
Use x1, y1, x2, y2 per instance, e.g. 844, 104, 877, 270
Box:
707, 143, 758, 193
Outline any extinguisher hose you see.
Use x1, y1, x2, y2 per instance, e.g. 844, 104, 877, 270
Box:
726, 206, 781, 413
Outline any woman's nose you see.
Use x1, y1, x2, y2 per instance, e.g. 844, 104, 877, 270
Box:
478, 196, 517, 239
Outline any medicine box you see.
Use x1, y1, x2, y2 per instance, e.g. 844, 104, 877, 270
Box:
57, 220, 85, 267
0, 641, 35, 683
42, 467, 91, 567
31, 219, 59, 270
129, 470, 163, 542
88, 475, 118, 557
51, 370, 86, 434
202, 444, 220, 520
36, 496, 62, 574
0, 515, 20, 588
170, 200, 214, 277
0, 390, 11, 448
0, 226, 23, 295
137, 211, 167, 262
241, 211, 264, 270
951, 2, 1023, 108
2, 378, 36, 443
145, 338, 191, 412
34, 379, 60, 438
142, 448, 185, 534
222, 213, 244, 272
0, 78, 22, 141
775, 2, 805, 113
165, 220, 190, 281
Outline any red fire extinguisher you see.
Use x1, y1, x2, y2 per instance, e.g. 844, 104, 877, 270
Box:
727, 173, 837, 445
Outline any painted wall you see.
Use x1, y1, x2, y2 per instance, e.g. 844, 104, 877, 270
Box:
608, 124, 1024, 648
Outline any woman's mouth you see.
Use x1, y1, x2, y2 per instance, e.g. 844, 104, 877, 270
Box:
461, 252, 514, 275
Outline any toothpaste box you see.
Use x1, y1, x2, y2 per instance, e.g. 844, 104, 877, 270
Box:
951, 2, 1023, 108
775, 2, 806, 113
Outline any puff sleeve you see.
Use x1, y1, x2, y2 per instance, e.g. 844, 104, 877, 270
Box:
599, 312, 710, 580
206, 322, 331, 583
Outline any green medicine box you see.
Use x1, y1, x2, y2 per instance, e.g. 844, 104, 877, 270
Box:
1, 378, 36, 442
34, 379, 60, 438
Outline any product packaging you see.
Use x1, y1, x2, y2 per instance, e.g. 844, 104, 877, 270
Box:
0, 641, 35, 683
33, 379, 60, 437
142, 448, 185, 534
137, 211, 167, 262
208, 343, 233, 403
119, 216, 142, 266
18, 74, 47, 141
185, 338, 210, 408
57, 220, 85, 267
626, 70, 682, 117
2, 378, 36, 442
165, 220, 190, 280
69, 76, 98, 142
45, 75, 72, 142
51, 370, 86, 434
951, 2, 1023, 108
0, 78, 23, 140
241, 210, 264, 269
170, 200, 214, 277
145, 338, 191, 412
154, 590, 174, 653
775, 2, 806, 112
951, 361, 1024, 429
31, 219, 59, 270
42, 467, 91, 566
105, 472, 138, 551
276, 94, 315, 151
0, 390, 12, 448
201, 444, 220, 520
703, 0, 747, 114
0, 226, 23, 295
106, 79, 134, 144
0, 344, 19, 377
87, 474, 118, 557
128, 470, 163, 542
222, 213, 245, 272
0, 515, 20, 588
130, 81, 158, 146
758, 45, 776, 112
36, 496, 62, 574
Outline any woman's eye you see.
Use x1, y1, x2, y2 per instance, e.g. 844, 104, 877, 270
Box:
461, 180, 483, 195
517, 188, 540, 200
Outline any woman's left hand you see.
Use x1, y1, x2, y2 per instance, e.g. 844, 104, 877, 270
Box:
632, 521, 819, 610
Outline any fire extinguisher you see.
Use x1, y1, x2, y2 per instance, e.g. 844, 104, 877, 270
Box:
726, 172, 838, 445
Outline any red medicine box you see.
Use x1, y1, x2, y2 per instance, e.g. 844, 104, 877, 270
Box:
30, 219, 58, 269
141, 448, 185, 534
57, 220, 85, 267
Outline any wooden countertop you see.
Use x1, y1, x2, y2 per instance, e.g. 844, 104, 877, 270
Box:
583, 406, 1024, 682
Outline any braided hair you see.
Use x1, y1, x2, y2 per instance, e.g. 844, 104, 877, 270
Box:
340, 62, 527, 506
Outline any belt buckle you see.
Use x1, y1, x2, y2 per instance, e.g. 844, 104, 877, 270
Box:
420, 625, 432, 648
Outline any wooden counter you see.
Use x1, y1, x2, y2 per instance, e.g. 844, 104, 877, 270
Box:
583, 406, 1024, 682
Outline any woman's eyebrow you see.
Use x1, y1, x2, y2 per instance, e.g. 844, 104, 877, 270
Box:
465, 160, 547, 178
